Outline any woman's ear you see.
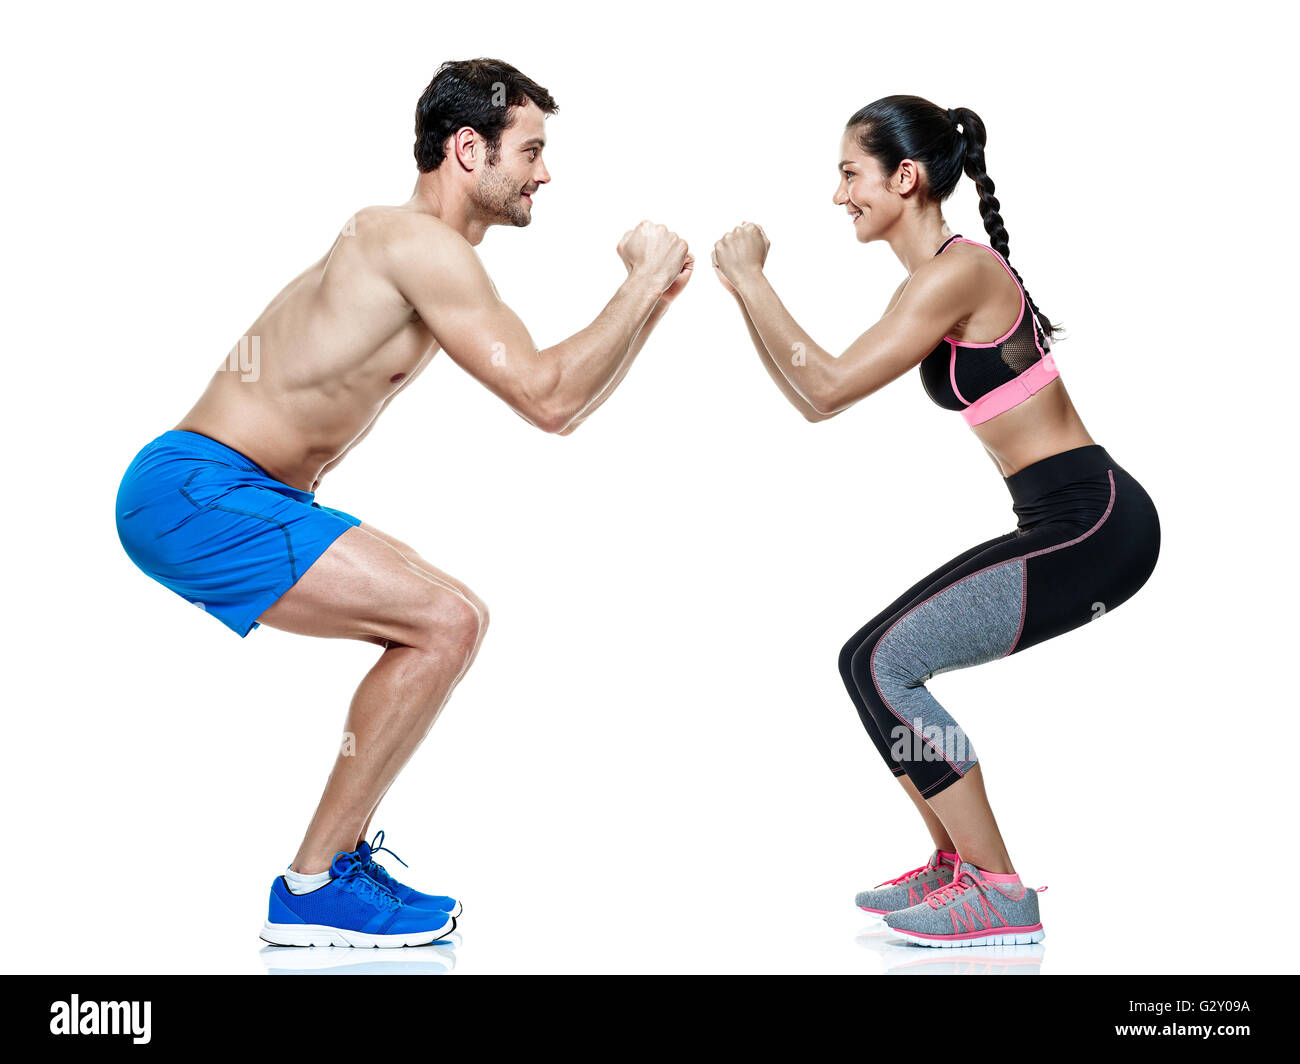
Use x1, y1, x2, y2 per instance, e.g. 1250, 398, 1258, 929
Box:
894, 159, 921, 196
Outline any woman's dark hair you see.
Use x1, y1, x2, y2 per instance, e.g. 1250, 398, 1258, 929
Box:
845, 95, 1062, 346
415, 58, 558, 172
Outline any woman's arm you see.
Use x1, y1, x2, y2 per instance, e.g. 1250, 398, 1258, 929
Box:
714, 223, 976, 417
716, 261, 830, 422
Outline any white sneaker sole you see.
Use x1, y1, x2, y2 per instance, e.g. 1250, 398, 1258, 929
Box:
259, 914, 455, 948
891, 927, 1045, 948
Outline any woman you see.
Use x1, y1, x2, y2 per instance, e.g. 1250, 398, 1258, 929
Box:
711, 95, 1159, 947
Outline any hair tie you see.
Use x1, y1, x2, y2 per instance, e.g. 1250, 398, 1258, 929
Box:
947, 107, 960, 127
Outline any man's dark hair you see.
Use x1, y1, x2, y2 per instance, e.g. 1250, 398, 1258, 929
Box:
414, 58, 558, 172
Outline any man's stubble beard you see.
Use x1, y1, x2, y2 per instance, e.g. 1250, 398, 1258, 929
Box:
471, 163, 530, 228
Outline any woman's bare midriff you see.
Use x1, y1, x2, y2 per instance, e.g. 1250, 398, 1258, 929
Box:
971, 377, 1097, 478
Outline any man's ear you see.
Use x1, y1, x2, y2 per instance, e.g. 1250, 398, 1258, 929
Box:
452, 126, 480, 172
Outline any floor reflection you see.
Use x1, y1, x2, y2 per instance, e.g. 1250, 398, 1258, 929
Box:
856, 922, 1045, 974
260, 933, 460, 975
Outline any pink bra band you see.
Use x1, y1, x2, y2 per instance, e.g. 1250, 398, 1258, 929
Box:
962, 353, 1059, 427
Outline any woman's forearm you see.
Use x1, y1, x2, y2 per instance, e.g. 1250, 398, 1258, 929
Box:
728, 290, 829, 422
733, 271, 840, 413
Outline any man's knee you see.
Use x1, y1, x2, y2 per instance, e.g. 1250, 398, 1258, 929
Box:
474, 598, 490, 641
413, 586, 485, 661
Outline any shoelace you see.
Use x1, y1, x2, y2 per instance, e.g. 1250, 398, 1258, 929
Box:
332, 851, 402, 911
926, 870, 979, 909
925, 869, 1048, 909
876, 858, 945, 889
362, 830, 409, 888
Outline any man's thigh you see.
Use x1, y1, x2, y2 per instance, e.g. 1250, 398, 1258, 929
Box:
255, 524, 479, 647
353, 521, 487, 615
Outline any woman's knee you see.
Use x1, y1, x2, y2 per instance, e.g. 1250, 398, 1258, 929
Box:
839, 626, 876, 685
847, 639, 879, 695
850, 639, 917, 728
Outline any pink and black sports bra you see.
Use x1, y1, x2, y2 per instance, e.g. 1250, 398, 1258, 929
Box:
919, 234, 1058, 426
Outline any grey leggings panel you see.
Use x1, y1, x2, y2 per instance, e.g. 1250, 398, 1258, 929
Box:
838, 446, 1160, 799
867, 559, 1025, 778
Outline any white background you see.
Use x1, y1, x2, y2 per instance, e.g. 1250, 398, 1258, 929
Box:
3, 0, 1294, 974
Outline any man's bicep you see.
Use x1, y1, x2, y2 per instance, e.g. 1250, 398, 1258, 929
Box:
401, 243, 547, 404
431, 288, 542, 384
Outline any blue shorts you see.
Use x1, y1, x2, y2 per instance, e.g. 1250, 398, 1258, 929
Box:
115, 429, 363, 637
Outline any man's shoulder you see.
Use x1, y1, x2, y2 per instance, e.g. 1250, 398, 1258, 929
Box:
349, 206, 486, 308
348, 206, 464, 252
358, 206, 480, 280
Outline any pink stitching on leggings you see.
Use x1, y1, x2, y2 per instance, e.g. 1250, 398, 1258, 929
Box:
868, 561, 1012, 774
921, 768, 960, 797
1021, 470, 1116, 561
869, 468, 1117, 767
1006, 470, 1115, 654
1006, 558, 1028, 657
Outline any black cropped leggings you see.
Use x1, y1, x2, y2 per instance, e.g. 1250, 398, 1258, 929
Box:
837, 444, 1160, 799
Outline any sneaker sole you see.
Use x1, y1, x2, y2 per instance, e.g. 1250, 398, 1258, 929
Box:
259, 914, 456, 948
890, 924, 1045, 948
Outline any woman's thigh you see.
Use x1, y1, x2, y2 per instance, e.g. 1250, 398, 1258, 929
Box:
842, 530, 1021, 661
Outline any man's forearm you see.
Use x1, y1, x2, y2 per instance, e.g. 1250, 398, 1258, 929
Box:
538, 270, 664, 427
557, 296, 670, 433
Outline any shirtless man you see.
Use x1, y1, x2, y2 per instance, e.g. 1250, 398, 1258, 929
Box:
115, 58, 692, 948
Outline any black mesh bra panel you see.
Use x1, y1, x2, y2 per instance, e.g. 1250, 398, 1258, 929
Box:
997, 308, 1047, 374
952, 348, 1018, 402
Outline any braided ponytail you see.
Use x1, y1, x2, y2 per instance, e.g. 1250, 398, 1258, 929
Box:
947, 106, 1062, 347
847, 96, 1063, 347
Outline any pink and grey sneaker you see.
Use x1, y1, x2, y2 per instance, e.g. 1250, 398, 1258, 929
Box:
856, 849, 960, 914
883, 860, 1047, 947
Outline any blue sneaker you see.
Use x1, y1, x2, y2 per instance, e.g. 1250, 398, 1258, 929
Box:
358, 831, 462, 918
261, 849, 456, 948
